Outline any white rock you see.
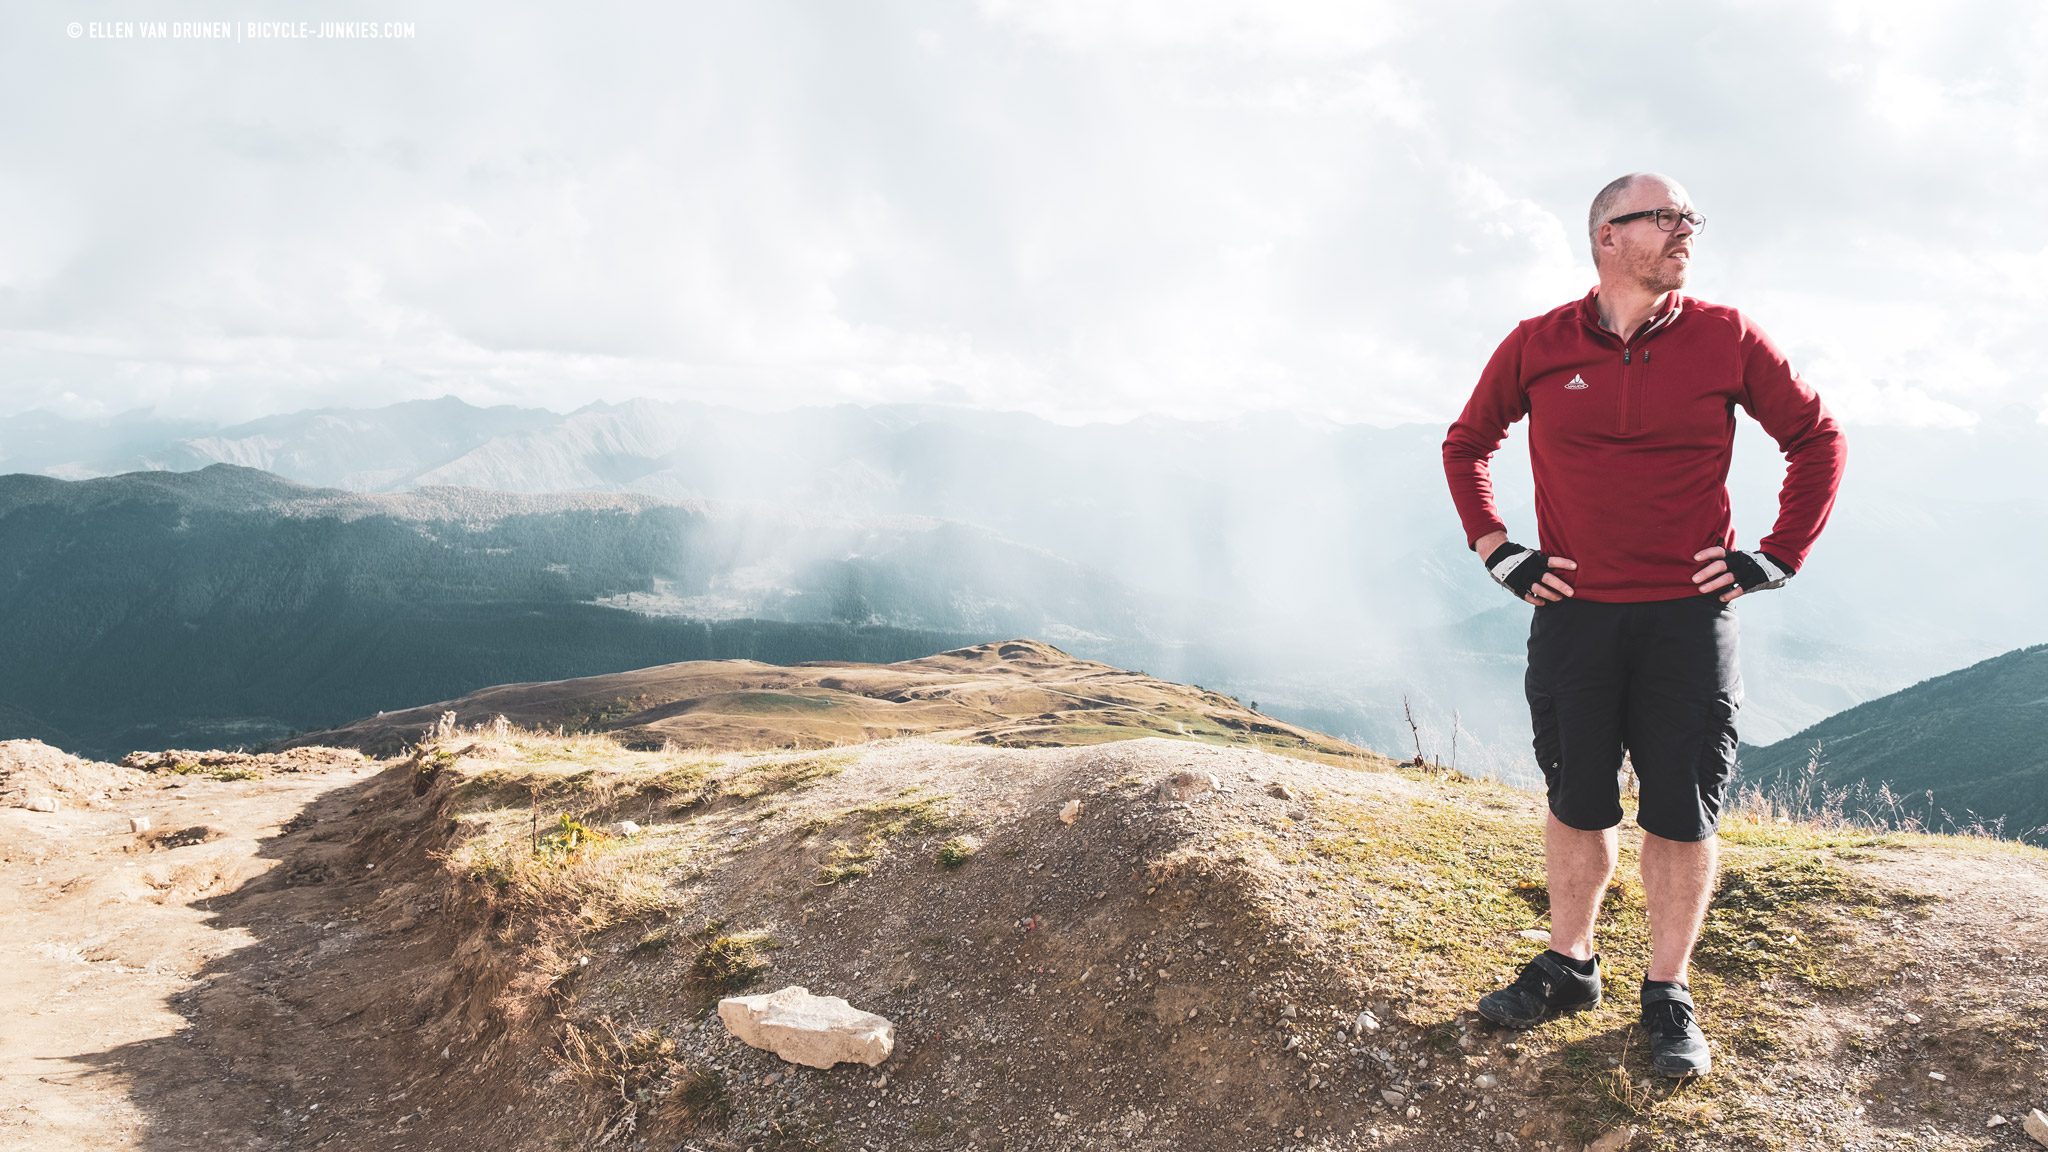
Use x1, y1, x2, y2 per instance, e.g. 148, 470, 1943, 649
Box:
2024, 1108, 2048, 1148
1586, 1126, 1638, 1152
1355, 1010, 1380, 1032
129, 816, 152, 833
1516, 928, 1552, 945
1988, 1114, 2006, 1128
1473, 1073, 1498, 1090
1380, 1089, 1406, 1107
26, 796, 59, 813
1059, 800, 1083, 825
1903, 1011, 1922, 1025
718, 985, 894, 1069
1927, 1071, 1946, 1082
616, 820, 641, 837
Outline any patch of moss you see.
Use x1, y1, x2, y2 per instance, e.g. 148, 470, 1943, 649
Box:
809, 795, 952, 885
1695, 854, 1927, 991
936, 835, 978, 868
693, 931, 776, 988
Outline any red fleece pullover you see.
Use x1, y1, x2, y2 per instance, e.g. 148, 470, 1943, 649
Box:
1442, 289, 1847, 603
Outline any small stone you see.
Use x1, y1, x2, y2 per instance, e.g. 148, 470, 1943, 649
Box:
1293, 1127, 1305, 1139
129, 816, 152, 833
1381, 1089, 1406, 1107
616, 820, 641, 837
26, 796, 59, 814
1059, 800, 1083, 824
1926, 1071, 1946, 1082
1903, 1012, 1922, 1025
1281, 1004, 1298, 1019
2023, 1108, 2048, 1147
1155, 772, 1215, 801
1354, 1010, 1380, 1033
1267, 782, 1297, 801
1586, 1127, 1637, 1152
1405, 1105, 1420, 1120
1473, 1074, 1499, 1090
1987, 1114, 2006, 1128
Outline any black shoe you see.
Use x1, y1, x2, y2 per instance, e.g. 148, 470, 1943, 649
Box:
1641, 983, 1712, 1078
1476, 951, 1602, 1029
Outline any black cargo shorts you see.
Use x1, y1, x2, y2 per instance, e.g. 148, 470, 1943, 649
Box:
1525, 594, 1742, 842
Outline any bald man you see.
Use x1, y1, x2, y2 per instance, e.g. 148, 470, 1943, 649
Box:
1442, 172, 1846, 1077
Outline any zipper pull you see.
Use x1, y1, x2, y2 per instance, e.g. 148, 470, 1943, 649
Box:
1645, 349, 1652, 364
1624, 348, 1632, 365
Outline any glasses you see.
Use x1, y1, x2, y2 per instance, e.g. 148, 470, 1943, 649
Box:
1607, 207, 1705, 233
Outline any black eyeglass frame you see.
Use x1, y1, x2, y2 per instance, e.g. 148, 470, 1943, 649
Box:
1606, 207, 1706, 233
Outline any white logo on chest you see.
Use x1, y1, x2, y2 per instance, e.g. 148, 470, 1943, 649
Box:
1564, 373, 1589, 390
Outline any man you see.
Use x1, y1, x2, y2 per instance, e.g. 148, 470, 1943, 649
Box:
1440, 173, 1846, 1077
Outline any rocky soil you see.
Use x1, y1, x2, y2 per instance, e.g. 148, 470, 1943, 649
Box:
4, 645, 2045, 1151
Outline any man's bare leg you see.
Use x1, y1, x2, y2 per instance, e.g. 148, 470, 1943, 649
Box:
1640, 830, 1718, 983
1545, 812, 1618, 959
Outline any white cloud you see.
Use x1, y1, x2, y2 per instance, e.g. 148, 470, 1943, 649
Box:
0, 0, 2044, 430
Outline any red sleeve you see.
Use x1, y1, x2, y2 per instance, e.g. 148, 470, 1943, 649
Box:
1734, 314, 1847, 571
1442, 325, 1529, 550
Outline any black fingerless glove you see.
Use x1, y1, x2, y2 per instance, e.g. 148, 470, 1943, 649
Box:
1483, 541, 1550, 599
1723, 550, 1795, 593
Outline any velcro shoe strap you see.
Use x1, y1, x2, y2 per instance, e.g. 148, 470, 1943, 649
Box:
1641, 984, 1695, 1010
1530, 952, 1580, 986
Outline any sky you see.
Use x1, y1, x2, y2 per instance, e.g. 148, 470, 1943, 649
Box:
3, 0, 2045, 428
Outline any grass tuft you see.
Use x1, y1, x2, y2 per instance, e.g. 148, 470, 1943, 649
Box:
693, 931, 776, 988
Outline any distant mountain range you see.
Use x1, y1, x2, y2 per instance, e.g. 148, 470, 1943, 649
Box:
6, 398, 2046, 780
0, 466, 1175, 757
1741, 642, 2048, 843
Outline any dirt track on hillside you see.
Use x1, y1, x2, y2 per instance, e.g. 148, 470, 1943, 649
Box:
0, 748, 395, 1150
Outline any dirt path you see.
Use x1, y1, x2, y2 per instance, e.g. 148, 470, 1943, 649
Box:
0, 760, 382, 1150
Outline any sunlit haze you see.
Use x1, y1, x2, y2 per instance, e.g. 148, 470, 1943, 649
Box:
5, 1, 2044, 428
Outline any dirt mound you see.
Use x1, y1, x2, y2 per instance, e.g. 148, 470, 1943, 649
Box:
0, 739, 144, 808
9, 720, 2048, 1150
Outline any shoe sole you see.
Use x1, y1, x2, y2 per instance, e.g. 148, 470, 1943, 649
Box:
1475, 994, 1601, 1030
1651, 1056, 1711, 1079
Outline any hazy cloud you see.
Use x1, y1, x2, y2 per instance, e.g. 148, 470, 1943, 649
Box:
2, 0, 2043, 426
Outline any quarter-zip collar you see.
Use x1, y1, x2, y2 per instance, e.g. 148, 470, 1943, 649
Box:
1577, 287, 1684, 346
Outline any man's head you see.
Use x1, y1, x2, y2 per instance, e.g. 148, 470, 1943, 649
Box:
1587, 172, 1700, 294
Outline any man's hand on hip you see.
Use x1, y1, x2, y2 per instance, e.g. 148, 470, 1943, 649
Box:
1479, 536, 1577, 606
1691, 547, 1794, 602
